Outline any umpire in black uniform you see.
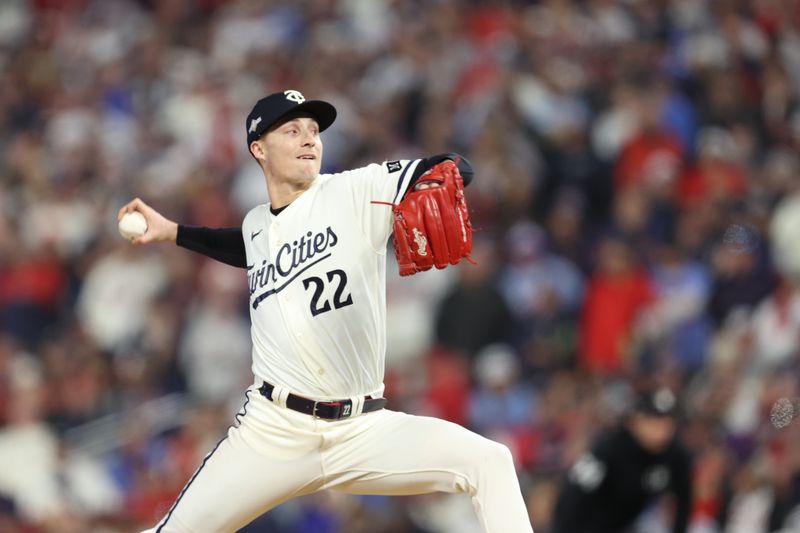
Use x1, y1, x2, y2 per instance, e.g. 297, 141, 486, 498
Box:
552, 386, 692, 533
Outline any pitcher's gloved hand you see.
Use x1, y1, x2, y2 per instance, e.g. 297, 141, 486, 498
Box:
389, 159, 474, 276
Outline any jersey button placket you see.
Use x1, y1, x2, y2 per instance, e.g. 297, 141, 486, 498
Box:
269, 225, 291, 315
269, 224, 281, 298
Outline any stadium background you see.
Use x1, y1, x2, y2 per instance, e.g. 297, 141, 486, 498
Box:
2, 0, 800, 531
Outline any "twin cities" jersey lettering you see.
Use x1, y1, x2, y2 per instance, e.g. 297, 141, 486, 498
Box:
248, 226, 339, 305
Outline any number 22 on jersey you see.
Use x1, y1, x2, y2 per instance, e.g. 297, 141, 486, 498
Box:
302, 269, 353, 316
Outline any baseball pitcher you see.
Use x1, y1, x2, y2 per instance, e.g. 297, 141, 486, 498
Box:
121, 90, 533, 533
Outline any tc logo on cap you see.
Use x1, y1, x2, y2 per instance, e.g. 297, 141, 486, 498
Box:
284, 90, 305, 103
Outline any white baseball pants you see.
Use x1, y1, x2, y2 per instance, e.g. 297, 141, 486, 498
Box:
143, 383, 534, 533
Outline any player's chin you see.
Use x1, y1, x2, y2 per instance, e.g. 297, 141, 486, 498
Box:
295, 159, 321, 178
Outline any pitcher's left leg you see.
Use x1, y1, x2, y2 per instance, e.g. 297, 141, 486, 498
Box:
321, 410, 533, 533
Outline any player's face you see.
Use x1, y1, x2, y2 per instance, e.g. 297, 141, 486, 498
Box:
261, 115, 323, 185
630, 414, 676, 453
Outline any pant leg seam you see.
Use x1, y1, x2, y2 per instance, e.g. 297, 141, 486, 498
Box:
156, 436, 228, 532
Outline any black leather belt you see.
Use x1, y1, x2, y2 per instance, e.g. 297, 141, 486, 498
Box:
258, 381, 387, 420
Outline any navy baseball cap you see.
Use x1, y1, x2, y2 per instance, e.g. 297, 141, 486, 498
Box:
634, 387, 678, 417
245, 90, 337, 147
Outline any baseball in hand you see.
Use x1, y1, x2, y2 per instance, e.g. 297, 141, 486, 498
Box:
118, 211, 148, 240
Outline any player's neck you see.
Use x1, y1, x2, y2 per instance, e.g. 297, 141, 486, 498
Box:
265, 174, 316, 209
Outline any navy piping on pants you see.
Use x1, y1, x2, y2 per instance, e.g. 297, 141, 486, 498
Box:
156, 389, 253, 532
234, 390, 252, 426
155, 437, 226, 532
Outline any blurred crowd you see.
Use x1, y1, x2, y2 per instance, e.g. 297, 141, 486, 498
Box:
2, 0, 800, 531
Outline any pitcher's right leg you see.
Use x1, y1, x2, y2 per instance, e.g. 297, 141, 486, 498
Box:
143, 390, 325, 533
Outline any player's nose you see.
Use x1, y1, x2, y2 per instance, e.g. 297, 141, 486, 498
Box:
299, 129, 317, 146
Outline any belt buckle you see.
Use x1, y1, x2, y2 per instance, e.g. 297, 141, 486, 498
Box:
312, 401, 323, 419
314, 400, 348, 420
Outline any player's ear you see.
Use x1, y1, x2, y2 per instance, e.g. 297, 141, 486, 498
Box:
250, 140, 267, 161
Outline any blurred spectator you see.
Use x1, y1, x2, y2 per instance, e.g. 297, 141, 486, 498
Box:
611, 185, 674, 259
686, 437, 733, 531
579, 235, 654, 376
0, 350, 83, 531
637, 241, 713, 375
468, 343, 537, 465
770, 193, 800, 282
420, 345, 471, 427
498, 221, 584, 369
434, 237, 512, 359
0, 244, 68, 349
762, 401, 800, 531
723, 456, 769, 533
77, 246, 168, 353
45, 342, 113, 432
544, 188, 592, 272
613, 78, 684, 196
677, 127, 748, 208
385, 255, 455, 368
468, 106, 543, 226
749, 279, 800, 373
178, 261, 251, 407
707, 234, 775, 327
528, 370, 585, 474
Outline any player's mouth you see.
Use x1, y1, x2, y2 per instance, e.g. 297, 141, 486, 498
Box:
297, 154, 316, 160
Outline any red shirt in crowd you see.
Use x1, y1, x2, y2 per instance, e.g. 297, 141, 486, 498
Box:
614, 131, 683, 191
579, 269, 654, 375
677, 161, 749, 207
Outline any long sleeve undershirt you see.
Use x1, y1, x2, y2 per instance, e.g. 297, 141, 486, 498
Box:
176, 225, 247, 268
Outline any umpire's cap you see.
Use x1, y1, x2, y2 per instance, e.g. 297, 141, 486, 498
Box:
246, 90, 337, 147
634, 386, 678, 417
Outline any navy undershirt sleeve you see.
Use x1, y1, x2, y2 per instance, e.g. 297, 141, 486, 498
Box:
176, 225, 247, 269
406, 153, 474, 194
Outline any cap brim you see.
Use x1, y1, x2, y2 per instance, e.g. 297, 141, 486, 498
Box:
274, 100, 337, 132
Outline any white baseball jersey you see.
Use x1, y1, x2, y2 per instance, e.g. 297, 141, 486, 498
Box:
242, 159, 422, 400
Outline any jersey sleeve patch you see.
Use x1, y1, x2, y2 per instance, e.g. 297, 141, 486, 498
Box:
386, 160, 402, 173
569, 453, 607, 492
